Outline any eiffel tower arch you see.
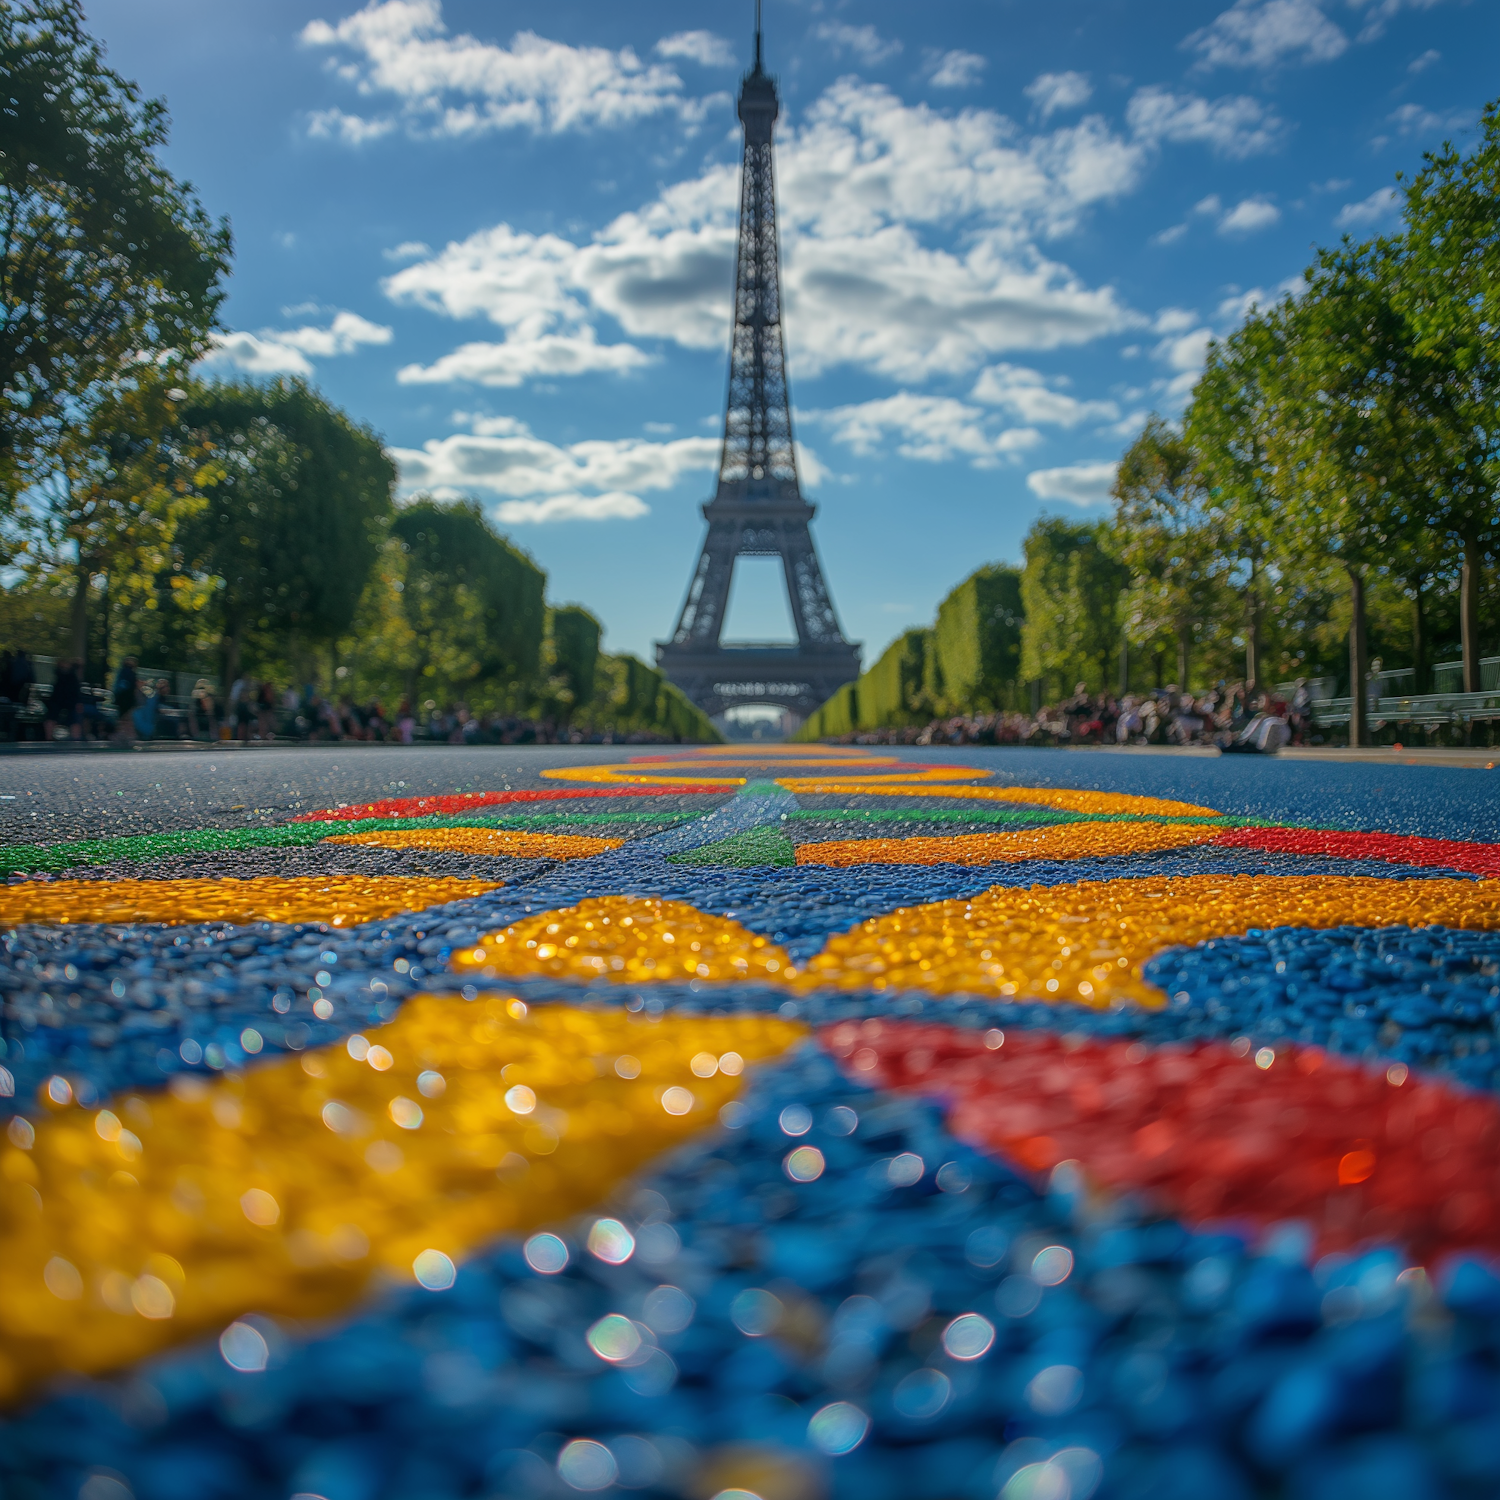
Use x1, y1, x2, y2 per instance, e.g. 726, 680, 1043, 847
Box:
656, 21, 860, 727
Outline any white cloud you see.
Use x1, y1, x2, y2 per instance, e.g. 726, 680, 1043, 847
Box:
814, 23, 902, 65
970, 363, 1118, 425
1336, 186, 1400, 227
1152, 223, 1189, 245
1218, 195, 1281, 232
1026, 461, 1119, 505
654, 31, 735, 67
1408, 48, 1440, 72
1154, 307, 1200, 334
1389, 102, 1474, 136
307, 108, 398, 145
807, 393, 1039, 466
925, 50, 986, 89
384, 240, 432, 261
301, 0, 695, 140
1350, 0, 1447, 43
1184, 0, 1347, 69
1153, 325, 1215, 397
397, 333, 651, 387
200, 311, 393, 376
494, 491, 649, 523
392, 422, 719, 512
1215, 275, 1303, 323
1194, 194, 1224, 216
385, 80, 1146, 388
1126, 87, 1286, 157
201, 332, 316, 378
1024, 71, 1092, 119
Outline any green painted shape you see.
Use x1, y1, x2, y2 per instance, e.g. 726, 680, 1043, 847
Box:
783, 808, 1277, 829
668, 823, 798, 867
741, 780, 786, 796
0, 809, 695, 877
785, 807, 1075, 826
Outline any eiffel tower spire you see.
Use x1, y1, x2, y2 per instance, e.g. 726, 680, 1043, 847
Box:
656, 11, 860, 727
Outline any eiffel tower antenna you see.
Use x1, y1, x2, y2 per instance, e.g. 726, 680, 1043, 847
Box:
656, 3, 860, 729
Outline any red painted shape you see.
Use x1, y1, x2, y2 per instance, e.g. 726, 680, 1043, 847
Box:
821, 1018, 1500, 1264
1211, 824, 1500, 878
289, 786, 723, 823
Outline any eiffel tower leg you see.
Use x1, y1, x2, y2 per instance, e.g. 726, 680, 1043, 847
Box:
668, 516, 740, 649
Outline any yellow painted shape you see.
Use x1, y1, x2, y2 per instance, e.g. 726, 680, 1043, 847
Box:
796, 820, 1222, 867
541, 765, 747, 786
779, 782, 1220, 817
0, 1002, 802, 1398
453, 896, 795, 984
324, 829, 622, 860
793, 874, 1500, 1008
776, 765, 990, 789
624, 747, 888, 762
0, 876, 501, 929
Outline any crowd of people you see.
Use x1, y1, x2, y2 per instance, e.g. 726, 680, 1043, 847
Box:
0, 654, 689, 746
825, 681, 1317, 753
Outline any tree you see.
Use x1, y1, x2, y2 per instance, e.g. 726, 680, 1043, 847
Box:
1188, 315, 1288, 690
23, 369, 207, 673
547, 606, 600, 724
1019, 519, 1127, 699
1391, 101, 1500, 692
177, 380, 394, 683
1263, 242, 1422, 745
0, 0, 230, 498
388, 498, 545, 705
1113, 416, 1224, 692
928, 563, 1024, 712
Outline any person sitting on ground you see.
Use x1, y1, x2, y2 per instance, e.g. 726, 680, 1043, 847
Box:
1115, 694, 1144, 744
1222, 691, 1290, 755
1288, 678, 1312, 745
1168, 692, 1204, 745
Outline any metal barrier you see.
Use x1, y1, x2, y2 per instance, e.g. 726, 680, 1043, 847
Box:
1310, 689, 1500, 729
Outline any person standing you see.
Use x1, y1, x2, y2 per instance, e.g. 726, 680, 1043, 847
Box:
111, 656, 138, 742
45, 658, 82, 741
190, 679, 217, 741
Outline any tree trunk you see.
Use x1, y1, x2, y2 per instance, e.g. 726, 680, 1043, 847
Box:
223, 627, 242, 690
1176, 627, 1191, 694
1411, 574, 1427, 695
69, 562, 91, 663
98, 571, 110, 688
1461, 538, 1481, 693
1245, 561, 1262, 692
1118, 635, 1129, 696
1153, 651, 1164, 691
1348, 567, 1369, 748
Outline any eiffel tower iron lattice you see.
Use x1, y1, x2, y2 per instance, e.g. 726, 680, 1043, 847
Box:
656, 22, 859, 725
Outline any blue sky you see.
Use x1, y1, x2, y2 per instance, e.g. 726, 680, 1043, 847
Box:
88, 0, 1495, 665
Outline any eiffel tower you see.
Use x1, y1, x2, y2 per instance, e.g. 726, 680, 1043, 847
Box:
656, 12, 860, 726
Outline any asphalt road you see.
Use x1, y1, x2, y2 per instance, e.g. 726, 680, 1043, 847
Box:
1, 741, 1496, 846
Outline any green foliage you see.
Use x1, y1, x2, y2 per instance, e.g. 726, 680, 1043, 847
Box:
388, 497, 545, 699
929, 564, 1024, 712
0, 0, 230, 499
546, 605, 601, 719
177, 380, 394, 678
796, 680, 858, 739
1390, 102, 1500, 687
1020, 519, 1127, 698
1113, 417, 1226, 689
859, 629, 931, 727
